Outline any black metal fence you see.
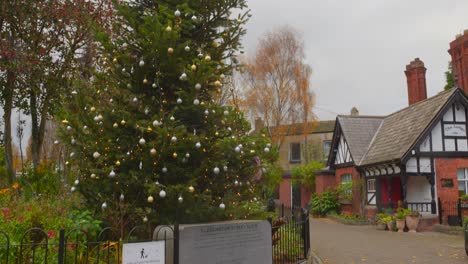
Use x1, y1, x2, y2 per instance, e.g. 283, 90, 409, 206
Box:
269, 203, 310, 264
1, 214, 310, 264
437, 198, 468, 226
0, 225, 177, 263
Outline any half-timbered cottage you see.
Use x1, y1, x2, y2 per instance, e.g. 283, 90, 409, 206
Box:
316, 31, 468, 223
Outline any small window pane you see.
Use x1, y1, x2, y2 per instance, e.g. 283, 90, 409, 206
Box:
458, 181, 466, 195
367, 179, 376, 192
458, 169, 465, 180
323, 140, 332, 158
290, 143, 301, 162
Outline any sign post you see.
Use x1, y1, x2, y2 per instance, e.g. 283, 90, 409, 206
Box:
122, 241, 165, 264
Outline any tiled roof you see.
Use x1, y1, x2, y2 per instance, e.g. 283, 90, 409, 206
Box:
337, 116, 384, 164
269, 120, 336, 136
360, 88, 457, 165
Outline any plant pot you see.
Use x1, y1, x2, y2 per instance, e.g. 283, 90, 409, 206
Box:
376, 223, 387, 230
396, 219, 405, 232
406, 215, 420, 233
387, 221, 394, 231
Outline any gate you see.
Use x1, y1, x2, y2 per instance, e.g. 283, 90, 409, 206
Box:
269, 209, 310, 264
437, 197, 468, 226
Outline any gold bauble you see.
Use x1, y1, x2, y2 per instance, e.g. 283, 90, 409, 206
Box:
143, 78, 149, 84
191, 64, 197, 71
204, 55, 211, 61
212, 41, 218, 48
214, 80, 222, 87
115, 160, 121, 166
90, 106, 96, 112
173, 152, 178, 158
147, 127, 153, 132
166, 26, 172, 32
150, 148, 157, 155
215, 131, 219, 136
121, 119, 126, 125
112, 58, 118, 63
188, 186, 195, 193
61, 119, 69, 125
113, 123, 118, 128
167, 47, 174, 54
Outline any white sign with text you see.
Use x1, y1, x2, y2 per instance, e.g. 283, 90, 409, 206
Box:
122, 241, 165, 264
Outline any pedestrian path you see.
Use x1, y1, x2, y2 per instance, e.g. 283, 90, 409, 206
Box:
310, 217, 467, 264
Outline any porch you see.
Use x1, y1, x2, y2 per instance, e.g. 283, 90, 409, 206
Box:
369, 174, 436, 215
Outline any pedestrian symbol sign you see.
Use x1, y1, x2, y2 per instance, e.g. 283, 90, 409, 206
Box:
123, 241, 165, 264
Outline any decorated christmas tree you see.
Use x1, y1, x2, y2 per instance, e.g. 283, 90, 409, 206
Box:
59, 0, 277, 226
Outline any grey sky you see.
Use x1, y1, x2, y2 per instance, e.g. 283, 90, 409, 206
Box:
242, 0, 468, 120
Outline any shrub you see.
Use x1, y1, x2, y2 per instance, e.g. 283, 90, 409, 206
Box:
309, 190, 339, 216
274, 225, 303, 260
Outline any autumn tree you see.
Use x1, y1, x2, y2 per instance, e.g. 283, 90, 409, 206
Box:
241, 26, 315, 148
0, 0, 113, 178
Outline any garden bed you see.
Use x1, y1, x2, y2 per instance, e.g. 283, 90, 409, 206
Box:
327, 213, 370, 225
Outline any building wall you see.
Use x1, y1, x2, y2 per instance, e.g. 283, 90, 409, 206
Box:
279, 178, 292, 207
278, 132, 333, 174
335, 166, 362, 215
315, 173, 336, 193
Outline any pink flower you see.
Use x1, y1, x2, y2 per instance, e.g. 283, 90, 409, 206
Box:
47, 230, 56, 239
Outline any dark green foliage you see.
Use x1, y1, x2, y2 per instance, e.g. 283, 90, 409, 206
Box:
309, 189, 339, 216
59, 0, 278, 227
445, 62, 454, 90
291, 161, 323, 189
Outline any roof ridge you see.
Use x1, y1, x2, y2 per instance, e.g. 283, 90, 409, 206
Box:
338, 115, 386, 119
358, 119, 385, 165
386, 88, 457, 118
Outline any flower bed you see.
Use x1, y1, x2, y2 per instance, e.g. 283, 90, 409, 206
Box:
327, 213, 370, 225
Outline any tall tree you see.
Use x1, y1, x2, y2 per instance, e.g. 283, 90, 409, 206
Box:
445, 62, 454, 90
242, 26, 315, 148
0, 0, 113, 174
59, 0, 277, 228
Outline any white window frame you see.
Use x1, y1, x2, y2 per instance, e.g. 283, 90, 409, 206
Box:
289, 143, 301, 163
367, 179, 376, 192
458, 168, 468, 195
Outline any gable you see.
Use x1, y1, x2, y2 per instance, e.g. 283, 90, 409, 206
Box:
335, 135, 353, 165
415, 97, 468, 153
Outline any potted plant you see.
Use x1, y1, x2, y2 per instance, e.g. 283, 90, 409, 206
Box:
395, 208, 407, 232
376, 213, 387, 230
385, 216, 395, 231
405, 209, 421, 233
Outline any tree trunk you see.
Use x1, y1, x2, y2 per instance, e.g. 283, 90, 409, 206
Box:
29, 87, 49, 170
30, 89, 40, 169
3, 69, 15, 183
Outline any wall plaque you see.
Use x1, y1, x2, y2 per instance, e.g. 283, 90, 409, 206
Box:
444, 124, 466, 137
179, 220, 272, 264
441, 178, 454, 188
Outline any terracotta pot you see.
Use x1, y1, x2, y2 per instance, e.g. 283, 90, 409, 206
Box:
396, 219, 405, 232
387, 221, 394, 231
376, 223, 387, 230
405, 215, 420, 233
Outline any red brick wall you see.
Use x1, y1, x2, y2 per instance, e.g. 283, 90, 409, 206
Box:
364, 206, 378, 221
435, 158, 468, 221
335, 167, 362, 215
315, 173, 336, 193
301, 186, 312, 208
279, 178, 291, 207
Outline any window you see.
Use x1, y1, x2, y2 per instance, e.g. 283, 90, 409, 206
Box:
367, 179, 376, 192
458, 169, 468, 195
341, 174, 352, 184
290, 143, 301, 163
323, 140, 332, 159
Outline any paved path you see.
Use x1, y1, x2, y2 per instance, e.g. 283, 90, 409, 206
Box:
310, 217, 467, 264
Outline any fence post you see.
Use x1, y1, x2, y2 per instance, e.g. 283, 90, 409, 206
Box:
301, 212, 308, 259
438, 197, 443, 224
281, 203, 284, 218
58, 229, 65, 264
458, 198, 462, 226
174, 223, 179, 264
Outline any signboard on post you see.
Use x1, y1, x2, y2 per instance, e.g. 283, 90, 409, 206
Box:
179, 220, 272, 264
122, 241, 165, 264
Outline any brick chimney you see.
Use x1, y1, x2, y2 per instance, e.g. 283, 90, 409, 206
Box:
448, 30, 468, 94
405, 58, 427, 105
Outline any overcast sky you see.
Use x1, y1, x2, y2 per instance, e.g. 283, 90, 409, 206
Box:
242, 0, 468, 120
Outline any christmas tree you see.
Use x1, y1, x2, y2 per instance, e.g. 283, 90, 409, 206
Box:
59, 0, 277, 226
